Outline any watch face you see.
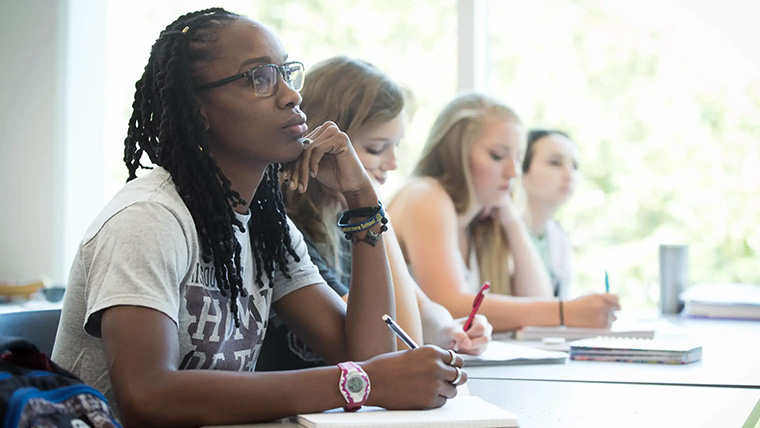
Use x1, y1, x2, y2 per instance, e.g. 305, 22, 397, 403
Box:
346, 374, 366, 393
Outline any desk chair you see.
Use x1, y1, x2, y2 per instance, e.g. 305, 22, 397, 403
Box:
0, 308, 62, 355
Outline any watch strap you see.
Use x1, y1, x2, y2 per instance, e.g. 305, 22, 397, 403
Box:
337, 361, 371, 411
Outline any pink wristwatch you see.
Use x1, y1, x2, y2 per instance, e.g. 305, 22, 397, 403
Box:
337, 361, 371, 411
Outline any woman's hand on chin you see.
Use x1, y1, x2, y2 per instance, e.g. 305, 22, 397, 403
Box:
477, 198, 519, 227
282, 121, 373, 196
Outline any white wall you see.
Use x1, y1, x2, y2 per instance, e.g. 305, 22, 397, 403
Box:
0, 0, 106, 284
0, 0, 68, 283
63, 0, 107, 283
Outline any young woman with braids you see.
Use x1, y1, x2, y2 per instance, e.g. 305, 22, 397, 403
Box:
388, 93, 620, 332
257, 57, 492, 372
52, 9, 465, 427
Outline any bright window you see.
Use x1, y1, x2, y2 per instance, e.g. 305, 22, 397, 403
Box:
488, 0, 760, 308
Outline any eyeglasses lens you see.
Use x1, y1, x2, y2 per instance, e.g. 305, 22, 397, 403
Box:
251, 66, 279, 97
251, 63, 304, 96
284, 63, 304, 92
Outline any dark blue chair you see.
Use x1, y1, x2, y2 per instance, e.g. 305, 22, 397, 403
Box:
0, 309, 61, 355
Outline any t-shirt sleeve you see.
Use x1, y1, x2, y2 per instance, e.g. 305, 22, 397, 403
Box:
270, 217, 328, 303
81, 202, 190, 337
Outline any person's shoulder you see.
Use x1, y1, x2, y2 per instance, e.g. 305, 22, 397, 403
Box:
547, 219, 568, 234
82, 168, 192, 244
547, 220, 572, 245
392, 177, 455, 212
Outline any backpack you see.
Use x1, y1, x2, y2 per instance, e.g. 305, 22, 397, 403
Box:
0, 336, 122, 428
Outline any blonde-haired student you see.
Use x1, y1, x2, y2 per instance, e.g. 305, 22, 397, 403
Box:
389, 93, 620, 332
258, 57, 491, 371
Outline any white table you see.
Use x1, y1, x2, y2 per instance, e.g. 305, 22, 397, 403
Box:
466, 378, 759, 428
204, 378, 759, 428
0, 297, 62, 314
469, 317, 760, 388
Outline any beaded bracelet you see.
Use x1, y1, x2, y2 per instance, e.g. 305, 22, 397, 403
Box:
349, 227, 385, 247
558, 300, 565, 326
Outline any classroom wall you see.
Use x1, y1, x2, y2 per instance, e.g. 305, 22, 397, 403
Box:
0, 0, 106, 285
0, 0, 68, 283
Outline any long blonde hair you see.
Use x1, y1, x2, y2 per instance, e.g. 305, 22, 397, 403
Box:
413, 93, 521, 295
286, 56, 406, 270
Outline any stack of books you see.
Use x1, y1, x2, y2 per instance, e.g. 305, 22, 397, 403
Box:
681, 283, 760, 320
569, 337, 702, 364
514, 325, 655, 341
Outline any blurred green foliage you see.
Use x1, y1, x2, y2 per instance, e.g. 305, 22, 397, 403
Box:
488, 0, 760, 308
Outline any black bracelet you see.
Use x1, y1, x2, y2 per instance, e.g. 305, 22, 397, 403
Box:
338, 201, 383, 226
558, 300, 565, 326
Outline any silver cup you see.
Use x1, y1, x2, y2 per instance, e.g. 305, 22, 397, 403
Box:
659, 244, 689, 314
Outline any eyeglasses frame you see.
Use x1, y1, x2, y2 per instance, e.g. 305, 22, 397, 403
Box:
195, 61, 304, 96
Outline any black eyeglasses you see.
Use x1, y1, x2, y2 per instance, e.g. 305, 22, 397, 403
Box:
195, 61, 305, 97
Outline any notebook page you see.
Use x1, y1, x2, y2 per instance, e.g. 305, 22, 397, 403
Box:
292, 395, 518, 428
462, 341, 567, 366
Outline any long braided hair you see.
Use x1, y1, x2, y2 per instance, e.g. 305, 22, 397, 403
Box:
123, 8, 299, 326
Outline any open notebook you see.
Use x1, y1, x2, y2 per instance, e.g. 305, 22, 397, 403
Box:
292, 396, 518, 428
569, 337, 702, 364
514, 325, 655, 341
462, 340, 567, 367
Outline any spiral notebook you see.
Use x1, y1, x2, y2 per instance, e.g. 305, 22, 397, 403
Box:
291, 396, 518, 428
569, 337, 702, 364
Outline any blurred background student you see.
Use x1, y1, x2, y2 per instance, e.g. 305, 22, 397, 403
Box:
520, 129, 578, 299
388, 93, 620, 332
257, 57, 491, 372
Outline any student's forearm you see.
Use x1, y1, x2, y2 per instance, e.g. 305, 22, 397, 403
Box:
344, 188, 395, 359
385, 222, 424, 347
502, 219, 553, 297
119, 367, 347, 427
417, 290, 454, 346
390, 270, 423, 348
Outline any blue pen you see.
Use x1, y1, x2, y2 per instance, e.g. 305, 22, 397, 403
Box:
605, 270, 610, 293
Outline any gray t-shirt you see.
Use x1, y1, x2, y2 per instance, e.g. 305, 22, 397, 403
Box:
52, 167, 323, 412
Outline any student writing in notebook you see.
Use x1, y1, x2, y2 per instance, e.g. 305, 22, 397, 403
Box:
388, 94, 620, 332
51, 10, 465, 427
258, 56, 492, 371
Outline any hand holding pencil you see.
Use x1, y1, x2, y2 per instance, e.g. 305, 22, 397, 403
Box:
362, 315, 467, 409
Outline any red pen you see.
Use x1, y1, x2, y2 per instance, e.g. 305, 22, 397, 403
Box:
463, 282, 490, 331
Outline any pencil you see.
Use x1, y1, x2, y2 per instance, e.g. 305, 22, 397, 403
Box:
382, 314, 418, 349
